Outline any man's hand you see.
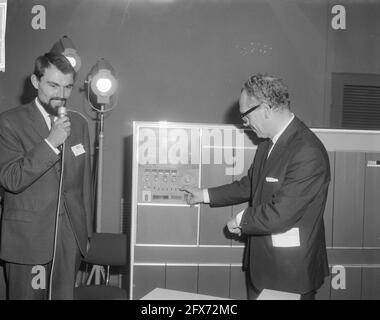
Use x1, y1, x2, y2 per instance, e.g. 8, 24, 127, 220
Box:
46, 116, 71, 148
179, 187, 204, 205
227, 216, 242, 236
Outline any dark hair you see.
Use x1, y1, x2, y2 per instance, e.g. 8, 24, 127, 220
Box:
243, 73, 290, 110
33, 52, 75, 80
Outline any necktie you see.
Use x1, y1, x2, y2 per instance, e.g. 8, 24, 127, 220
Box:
261, 140, 273, 172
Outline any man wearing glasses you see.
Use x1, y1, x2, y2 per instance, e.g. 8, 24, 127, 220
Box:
181, 73, 330, 300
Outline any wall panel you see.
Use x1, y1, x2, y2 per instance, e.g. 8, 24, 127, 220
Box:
229, 266, 247, 299
361, 267, 380, 300
363, 153, 380, 247
136, 206, 198, 245
165, 265, 198, 294
133, 265, 165, 300
198, 266, 230, 298
330, 267, 362, 300
333, 152, 365, 247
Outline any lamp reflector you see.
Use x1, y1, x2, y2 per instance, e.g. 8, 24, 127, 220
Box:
66, 56, 77, 68
87, 59, 118, 105
50, 36, 81, 72
96, 78, 113, 94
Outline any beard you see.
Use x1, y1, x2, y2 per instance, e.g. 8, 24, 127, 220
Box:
39, 98, 66, 116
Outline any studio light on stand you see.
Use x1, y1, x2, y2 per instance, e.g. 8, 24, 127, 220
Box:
86, 58, 118, 232
85, 59, 118, 285
50, 35, 82, 72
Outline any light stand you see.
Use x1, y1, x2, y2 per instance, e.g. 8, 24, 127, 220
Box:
96, 104, 105, 233
94, 105, 105, 285
85, 59, 118, 285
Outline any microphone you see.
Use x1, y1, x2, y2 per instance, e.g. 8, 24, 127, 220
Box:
57, 106, 67, 153
58, 106, 67, 119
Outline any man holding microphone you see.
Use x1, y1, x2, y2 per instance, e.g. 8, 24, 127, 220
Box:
0, 52, 93, 299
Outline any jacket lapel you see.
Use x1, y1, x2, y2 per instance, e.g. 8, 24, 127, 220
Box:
25, 101, 50, 140
251, 139, 272, 199
26, 101, 61, 179
260, 117, 300, 183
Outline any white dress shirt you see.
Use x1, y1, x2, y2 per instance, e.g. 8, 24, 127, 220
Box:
267, 114, 295, 158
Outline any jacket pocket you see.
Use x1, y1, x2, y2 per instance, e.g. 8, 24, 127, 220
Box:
3, 208, 34, 222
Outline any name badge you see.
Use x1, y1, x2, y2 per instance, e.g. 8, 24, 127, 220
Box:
71, 144, 86, 156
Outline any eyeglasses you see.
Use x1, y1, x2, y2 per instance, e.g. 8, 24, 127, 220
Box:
240, 103, 262, 120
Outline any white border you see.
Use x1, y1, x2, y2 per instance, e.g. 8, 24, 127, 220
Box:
0, 2, 7, 72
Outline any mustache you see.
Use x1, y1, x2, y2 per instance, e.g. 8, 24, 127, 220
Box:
50, 98, 66, 103
39, 98, 67, 116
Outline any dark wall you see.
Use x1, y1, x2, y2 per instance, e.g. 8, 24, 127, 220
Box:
0, 0, 379, 234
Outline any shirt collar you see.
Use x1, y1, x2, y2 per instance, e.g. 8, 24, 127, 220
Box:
271, 113, 295, 146
34, 98, 56, 129
35, 98, 51, 120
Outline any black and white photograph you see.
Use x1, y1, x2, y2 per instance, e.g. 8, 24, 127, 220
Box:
0, 0, 379, 308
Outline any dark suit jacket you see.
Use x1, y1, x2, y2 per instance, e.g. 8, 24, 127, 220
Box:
0, 101, 93, 265
209, 117, 330, 294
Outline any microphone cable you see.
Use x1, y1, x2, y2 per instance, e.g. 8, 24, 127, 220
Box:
48, 142, 65, 300
48, 108, 66, 300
